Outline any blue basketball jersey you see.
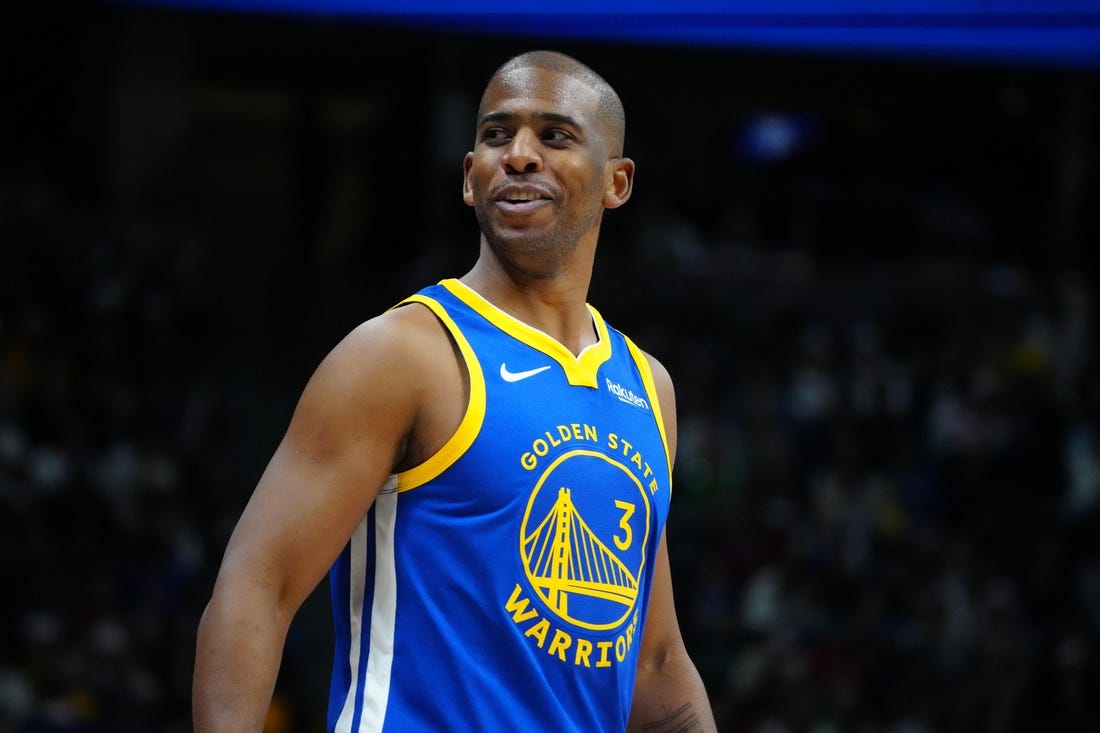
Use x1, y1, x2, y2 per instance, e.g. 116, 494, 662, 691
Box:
327, 279, 673, 733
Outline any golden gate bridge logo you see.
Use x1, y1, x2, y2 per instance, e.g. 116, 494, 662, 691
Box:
521, 486, 640, 630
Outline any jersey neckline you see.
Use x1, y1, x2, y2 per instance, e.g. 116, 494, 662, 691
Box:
439, 278, 611, 388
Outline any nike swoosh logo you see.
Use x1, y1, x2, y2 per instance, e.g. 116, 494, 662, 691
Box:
500, 363, 552, 383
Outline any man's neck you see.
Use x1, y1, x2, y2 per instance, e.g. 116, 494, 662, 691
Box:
460, 256, 597, 356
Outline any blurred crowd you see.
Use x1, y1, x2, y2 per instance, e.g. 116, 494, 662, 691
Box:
3, 11, 1099, 733
1, 183, 228, 732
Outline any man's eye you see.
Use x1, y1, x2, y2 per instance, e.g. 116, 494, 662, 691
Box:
482, 128, 511, 144
543, 129, 573, 144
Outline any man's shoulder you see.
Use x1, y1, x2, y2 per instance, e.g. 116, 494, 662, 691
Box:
336, 298, 453, 361
295, 297, 460, 417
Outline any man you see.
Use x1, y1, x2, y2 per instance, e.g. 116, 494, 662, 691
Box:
193, 49, 717, 733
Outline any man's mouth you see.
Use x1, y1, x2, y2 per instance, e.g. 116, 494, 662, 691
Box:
503, 191, 543, 203
494, 186, 553, 215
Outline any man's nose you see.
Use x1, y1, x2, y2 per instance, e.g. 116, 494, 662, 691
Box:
502, 128, 542, 174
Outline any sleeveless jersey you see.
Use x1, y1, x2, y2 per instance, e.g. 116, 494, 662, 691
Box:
326, 279, 673, 733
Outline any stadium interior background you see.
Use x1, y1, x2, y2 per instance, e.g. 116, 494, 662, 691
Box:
2, 2, 1099, 731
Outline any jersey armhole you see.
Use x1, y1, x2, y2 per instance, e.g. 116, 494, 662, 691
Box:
391, 294, 486, 492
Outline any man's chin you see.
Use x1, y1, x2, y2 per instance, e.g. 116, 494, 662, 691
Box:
487, 228, 554, 253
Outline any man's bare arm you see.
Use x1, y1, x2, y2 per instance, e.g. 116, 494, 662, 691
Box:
192, 307, 441, 731
627, 535, 718, 733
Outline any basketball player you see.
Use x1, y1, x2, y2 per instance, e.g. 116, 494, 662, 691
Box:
193, 50, 717, 733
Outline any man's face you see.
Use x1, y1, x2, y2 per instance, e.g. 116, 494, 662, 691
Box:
463, 66, 613, 269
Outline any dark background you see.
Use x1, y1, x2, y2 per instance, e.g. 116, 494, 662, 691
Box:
2, 2, 1099, 731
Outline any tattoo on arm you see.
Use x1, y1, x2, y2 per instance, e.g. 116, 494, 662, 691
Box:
642, 702, 702, 733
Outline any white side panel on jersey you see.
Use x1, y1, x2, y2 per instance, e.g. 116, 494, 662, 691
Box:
335, 474, 399, 733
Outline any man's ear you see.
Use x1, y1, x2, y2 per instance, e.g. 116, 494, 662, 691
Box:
462, 152, 475, 207
603, 157, 635, 209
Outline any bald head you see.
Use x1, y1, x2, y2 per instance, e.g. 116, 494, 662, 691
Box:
480, 50, 627, 157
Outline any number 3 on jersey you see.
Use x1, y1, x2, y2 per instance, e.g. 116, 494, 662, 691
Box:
613, 500, 635, 551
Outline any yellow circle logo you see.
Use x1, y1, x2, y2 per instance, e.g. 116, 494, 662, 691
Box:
519, 449, 651, 631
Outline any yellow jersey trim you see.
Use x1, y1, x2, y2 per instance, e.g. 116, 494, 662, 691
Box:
391, 294, 487, 492
440, 278, 611, 389
623, 335, 672, 488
